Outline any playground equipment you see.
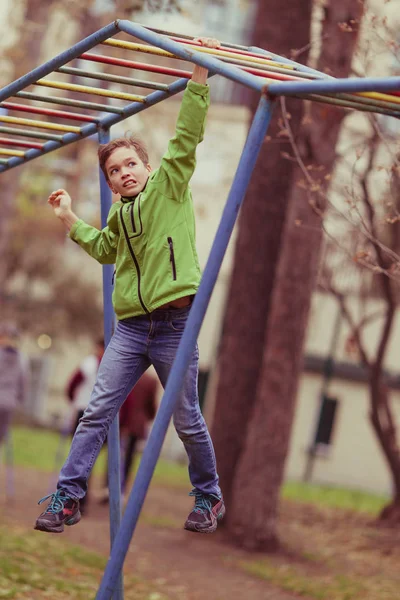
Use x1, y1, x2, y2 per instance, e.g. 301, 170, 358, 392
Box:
1, 19, 400, 600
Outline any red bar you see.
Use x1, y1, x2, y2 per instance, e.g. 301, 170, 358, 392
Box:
1, 101, 97, 122
81, 52, 192, 78
81, 53, 400, 98
81, 52, 300, 83
0, 136, 44, 149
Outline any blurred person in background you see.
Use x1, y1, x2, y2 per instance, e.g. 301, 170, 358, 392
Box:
65, 338, 104, 514
99, 370, 157, 503
0, 323, 29, 445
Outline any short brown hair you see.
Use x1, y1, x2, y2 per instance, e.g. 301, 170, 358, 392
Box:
98, 133, 149, 181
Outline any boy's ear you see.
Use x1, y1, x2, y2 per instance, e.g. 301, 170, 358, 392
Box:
107, 179, 117, 194
146, 164, 152, 173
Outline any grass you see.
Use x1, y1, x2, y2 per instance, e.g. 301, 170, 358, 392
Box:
2, 427, 399, 600
239, 560, 365, 600
282, 481, 388, 515
0, 523, 170, 599
7, 426, 389, 515
8, 426, 188, 488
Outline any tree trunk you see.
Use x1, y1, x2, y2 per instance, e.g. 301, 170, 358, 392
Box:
369, 378, 400, 523
211, 0, 313, 513
229, 0, 365, 551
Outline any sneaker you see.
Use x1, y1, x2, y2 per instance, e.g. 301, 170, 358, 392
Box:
34, 490, 81, 534
184, 490, 225, 534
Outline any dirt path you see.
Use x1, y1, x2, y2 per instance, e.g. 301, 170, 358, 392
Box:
2, 467, 302, 600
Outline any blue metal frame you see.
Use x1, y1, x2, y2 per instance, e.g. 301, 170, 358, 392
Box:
1, 18, 400, 600
98, 127, 123, 600
268, 75, 400, 96
95, 93, 275, 600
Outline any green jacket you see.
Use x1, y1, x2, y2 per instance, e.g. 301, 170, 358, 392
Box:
69, 80, 209, 320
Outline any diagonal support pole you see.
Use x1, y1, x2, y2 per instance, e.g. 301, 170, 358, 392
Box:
95, 92, 275, 600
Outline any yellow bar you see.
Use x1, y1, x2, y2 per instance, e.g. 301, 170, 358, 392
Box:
102, 38, 295, 71
0, 115, 80, 133
0, 148, 25, 157
103, 40, 399, 105
36, 79, 146, 103
356, 90, 400, 105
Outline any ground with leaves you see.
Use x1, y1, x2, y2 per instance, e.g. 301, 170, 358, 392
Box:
1, 466, 400, 600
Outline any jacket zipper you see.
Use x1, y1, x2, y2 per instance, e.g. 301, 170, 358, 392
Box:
168, 237, 177, 281
129, 200, 136, 233
120, 207, 149, 314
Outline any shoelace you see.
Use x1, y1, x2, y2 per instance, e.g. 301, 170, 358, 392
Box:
189, 490, 214, 515
38, 490, 68, 514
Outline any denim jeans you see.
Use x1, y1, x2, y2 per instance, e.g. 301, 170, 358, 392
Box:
58, 305, 221, 499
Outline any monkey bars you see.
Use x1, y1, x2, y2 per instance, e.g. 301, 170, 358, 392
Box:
1, 19, 399, 600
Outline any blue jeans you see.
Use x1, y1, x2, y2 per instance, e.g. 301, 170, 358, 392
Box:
58, 305, 221, 499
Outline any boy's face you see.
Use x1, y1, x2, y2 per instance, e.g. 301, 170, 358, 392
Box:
105, 147, 152, 197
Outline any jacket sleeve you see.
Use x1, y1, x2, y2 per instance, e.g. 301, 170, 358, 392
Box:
66, 369, 85, 403
68, 204, 119, 264
151, 80, 210, 202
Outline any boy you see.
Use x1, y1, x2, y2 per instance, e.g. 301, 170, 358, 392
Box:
34, 37, 225, 535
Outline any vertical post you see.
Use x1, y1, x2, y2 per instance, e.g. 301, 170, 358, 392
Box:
98, 126, 123, 600
303, 301, 342, 482
95, 93, 275, 600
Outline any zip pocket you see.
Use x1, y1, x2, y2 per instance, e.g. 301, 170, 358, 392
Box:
129, 201, 136, 233
167, 237, 177, 281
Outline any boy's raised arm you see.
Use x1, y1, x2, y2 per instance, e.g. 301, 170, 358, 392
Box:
191, 37, 221, 84
151, 37, 220, 201
48, 188, 118, 264
48, 188, 79, 232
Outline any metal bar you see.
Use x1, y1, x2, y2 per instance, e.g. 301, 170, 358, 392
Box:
340, 92, 400, 111
99, 76, 188, 129
217, 54, 315, 78
0, 22, 119, 102
301, 93, 400, 117
169, 35, 274, 61
98, 126, 123, 600
357, 89, 400, 103
116, 20, 264, 93
58, 66, 170, 92
251, 45, 328, 79
0, 115, 81, 133
16, 91, 124, 114
250, 46, 400, 106
147, 26, 250, 52
0, 76, 189, 172
0, 137, 43, 149
1, 101, 97, 122
81, 52, 193, 79
0, 125, 63, 141
102, 38, 292, 71
35, 79, 146, 103
95, 92, 275, 600
268, 76, 400, 96
0, 148, 25, 157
